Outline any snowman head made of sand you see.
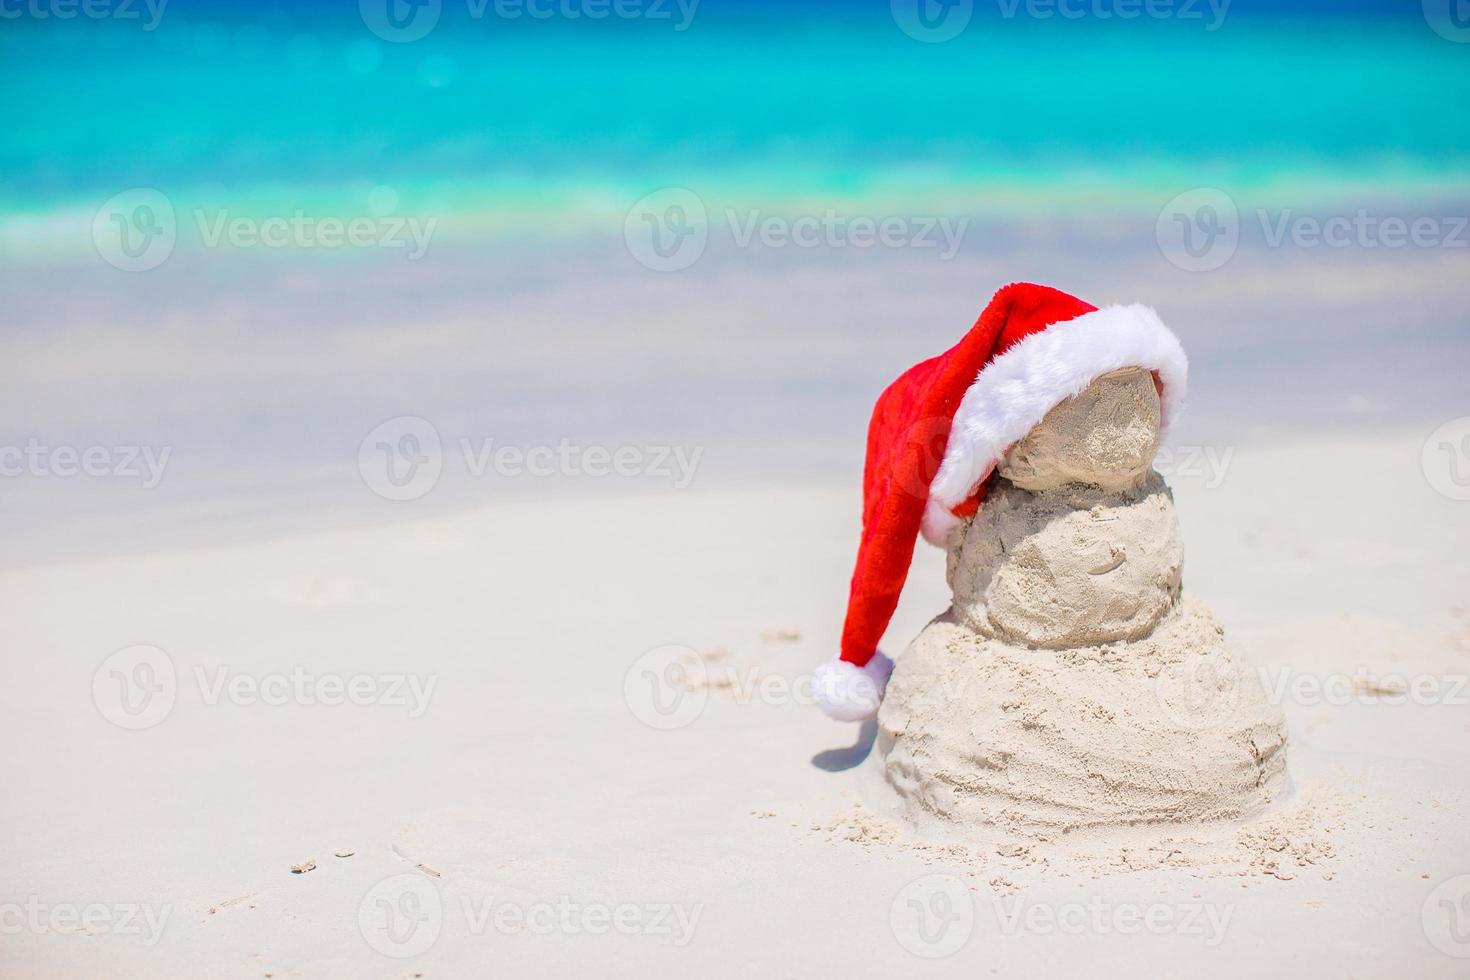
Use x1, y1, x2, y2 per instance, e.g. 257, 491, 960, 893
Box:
814, 283, 1286, 837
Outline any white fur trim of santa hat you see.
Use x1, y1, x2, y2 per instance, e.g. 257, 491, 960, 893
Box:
813, 652, 895, 722
920, 303, 1188, 546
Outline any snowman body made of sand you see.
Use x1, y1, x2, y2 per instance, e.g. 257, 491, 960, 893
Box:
869, 367, 1288, 837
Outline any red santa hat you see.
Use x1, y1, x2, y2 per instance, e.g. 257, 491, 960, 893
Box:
814, 282, 1188, 721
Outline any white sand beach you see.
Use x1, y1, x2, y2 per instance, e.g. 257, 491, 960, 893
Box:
6, 5, 1470, 976
2, 428, 1467, 978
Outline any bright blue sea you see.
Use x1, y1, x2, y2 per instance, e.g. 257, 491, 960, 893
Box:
3, 1, 1467, 228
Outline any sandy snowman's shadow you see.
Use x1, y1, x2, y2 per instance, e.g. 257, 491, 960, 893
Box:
811, 720, 877, 771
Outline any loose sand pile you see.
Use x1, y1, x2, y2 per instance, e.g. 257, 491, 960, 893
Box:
825, 782, 1342, 882
866, 366, 1292, 857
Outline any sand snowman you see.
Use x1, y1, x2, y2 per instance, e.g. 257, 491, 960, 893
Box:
816, 283, 1286, 837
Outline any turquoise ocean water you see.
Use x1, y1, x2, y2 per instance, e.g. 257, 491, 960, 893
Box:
4, 5, 1469, 234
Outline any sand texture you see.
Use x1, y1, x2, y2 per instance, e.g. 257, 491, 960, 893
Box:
998, 367, 1160, 492
946, 473, 1184, 648
1, 432, 1466, 978
874, 601, 1288, 835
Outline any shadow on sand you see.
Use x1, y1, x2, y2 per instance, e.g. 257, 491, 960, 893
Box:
811, 719, 877, 772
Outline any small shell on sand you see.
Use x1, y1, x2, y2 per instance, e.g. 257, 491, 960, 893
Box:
289, 858, 316, 874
